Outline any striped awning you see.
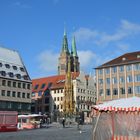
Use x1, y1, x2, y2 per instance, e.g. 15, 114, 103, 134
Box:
93, 97, 140, 111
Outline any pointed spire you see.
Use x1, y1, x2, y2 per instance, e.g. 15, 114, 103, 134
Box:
71, 36, 78, 57
61, 27, 69, 54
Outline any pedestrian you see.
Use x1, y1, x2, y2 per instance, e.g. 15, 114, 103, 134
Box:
62, 117, 65, 128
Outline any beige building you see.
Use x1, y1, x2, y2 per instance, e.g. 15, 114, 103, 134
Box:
32, 72, 96, 121
0, 47, 31, 114
96, 51, 140, 103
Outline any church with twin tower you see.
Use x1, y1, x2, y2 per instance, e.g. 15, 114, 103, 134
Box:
58, 30, 80, 75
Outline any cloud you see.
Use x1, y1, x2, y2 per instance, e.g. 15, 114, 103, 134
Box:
37, 50, 59, 73
12, 1, 31, 8
73, 20, 140, 46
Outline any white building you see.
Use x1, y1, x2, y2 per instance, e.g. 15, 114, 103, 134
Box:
0, 46, 32, 114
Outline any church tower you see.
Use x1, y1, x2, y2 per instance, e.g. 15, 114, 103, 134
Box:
71, 36, 80, 73
58, 29, 70, 75
58, 30, 80, 75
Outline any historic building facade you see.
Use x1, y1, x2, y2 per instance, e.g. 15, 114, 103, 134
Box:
0, 46, 32, 114
58, 31, 80, 75
96, 51, 140, 103
32, 72, 96, 122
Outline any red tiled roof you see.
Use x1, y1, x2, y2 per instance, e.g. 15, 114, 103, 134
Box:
96, 51, 140, 69
32, 72, 80, 92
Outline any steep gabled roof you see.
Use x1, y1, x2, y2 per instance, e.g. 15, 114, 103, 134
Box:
32, 72, 80, 92
96, 51, 140, 69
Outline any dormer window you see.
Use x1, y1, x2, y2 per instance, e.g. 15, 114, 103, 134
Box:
9, 72, 14, 78
137, 55, 140, 58
13, 66, 17, 70
122, 57, 126, 61
16, 74, 21, 79
5, 64, 10, 68
0, 63, 2, 67
1, 71, 6, 76
23, 75, 29, 80
20, 67, 25, 72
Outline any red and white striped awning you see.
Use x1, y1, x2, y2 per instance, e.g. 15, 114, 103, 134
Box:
93, 97, 140, 111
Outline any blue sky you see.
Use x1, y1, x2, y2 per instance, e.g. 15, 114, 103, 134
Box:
0, 0, 140, 79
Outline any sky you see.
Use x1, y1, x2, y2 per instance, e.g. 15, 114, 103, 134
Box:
0, 0, 140, 79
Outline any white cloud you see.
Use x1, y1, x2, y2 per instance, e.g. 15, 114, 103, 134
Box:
73, 20, 140, 46
38, 50, 59, 73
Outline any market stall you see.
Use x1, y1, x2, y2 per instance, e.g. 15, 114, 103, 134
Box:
92, 97, 140, 140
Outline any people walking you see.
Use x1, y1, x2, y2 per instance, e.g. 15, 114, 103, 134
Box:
62, 117, 65, 128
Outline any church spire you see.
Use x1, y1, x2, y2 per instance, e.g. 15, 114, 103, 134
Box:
61, 28, 69, 54
71, 36, 78, 57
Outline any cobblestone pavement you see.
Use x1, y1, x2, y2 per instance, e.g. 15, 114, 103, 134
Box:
0, 124, 92, 140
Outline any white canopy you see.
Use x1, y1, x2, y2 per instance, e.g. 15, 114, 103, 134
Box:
94, 97, 140, 111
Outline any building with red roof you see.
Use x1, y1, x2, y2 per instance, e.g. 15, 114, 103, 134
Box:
95, 51, 140, 103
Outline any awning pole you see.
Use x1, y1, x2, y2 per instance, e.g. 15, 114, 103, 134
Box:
92, 112, 101, 140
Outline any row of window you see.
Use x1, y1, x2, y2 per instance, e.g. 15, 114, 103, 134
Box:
34, 83, 52, 90
77, 96, 95, 102
0, 101, 30, 110
0, 71, 29, 80
99, 86, 140, 96
54, 96, 63, 101
1, 79, 31, 89
77, 88, 94, 95
0, 90, 30, 98
0, 63, 25, 72
99, 74, 140, 85
32, 90, 50, 97
98, 63, 140, 75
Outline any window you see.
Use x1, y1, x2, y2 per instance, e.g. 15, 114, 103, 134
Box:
128, 87, 133, 94
105, 68, 110, 74
13, 82, 16, 87
106, 89, 110, 95
23, 75, 29, 80
99, 89, 103, 96
34, 84, 39, 90
7, 91, 11, 96
126, 65, 132, 71
5, 64, 10, 68
27, 84, 30, 89
16, 74, 21, 79
99, 79, 103, 84
9, 72, 14, 77
23, 83, 26, 89
18, 82, 21, 88
38, 91, 42, 96
98, 69, 103, 75
17, 92, 21, 98
61, 97, 63, 101
112, 77, 117, 84
7, 81, 11, 87
1, 71, 6, 76
22, 93, 25, 98
41, 83, 46, 89
134, 63, 140, 71
45, 98, 49, 104
119, 66, 124, 72
112, 67, 117, 73
57, 97, 59, 101
13, 66, 17, 70
127, 75, 132, 83
0, 63, 2, 67
54, 97, 56, 101
106, 78, 110, 85
27, 93, 30, 98
113, 88, 118, 95
32, 92, 35, 97
1, 90, 5, 96
12, 91, 16, 97
135, 86, 140, 94
120, 87, 125, 94
2, 80, 6, 86
120, 76, 125, 83
135, 74, 140, 82
20, 67, 25, 72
